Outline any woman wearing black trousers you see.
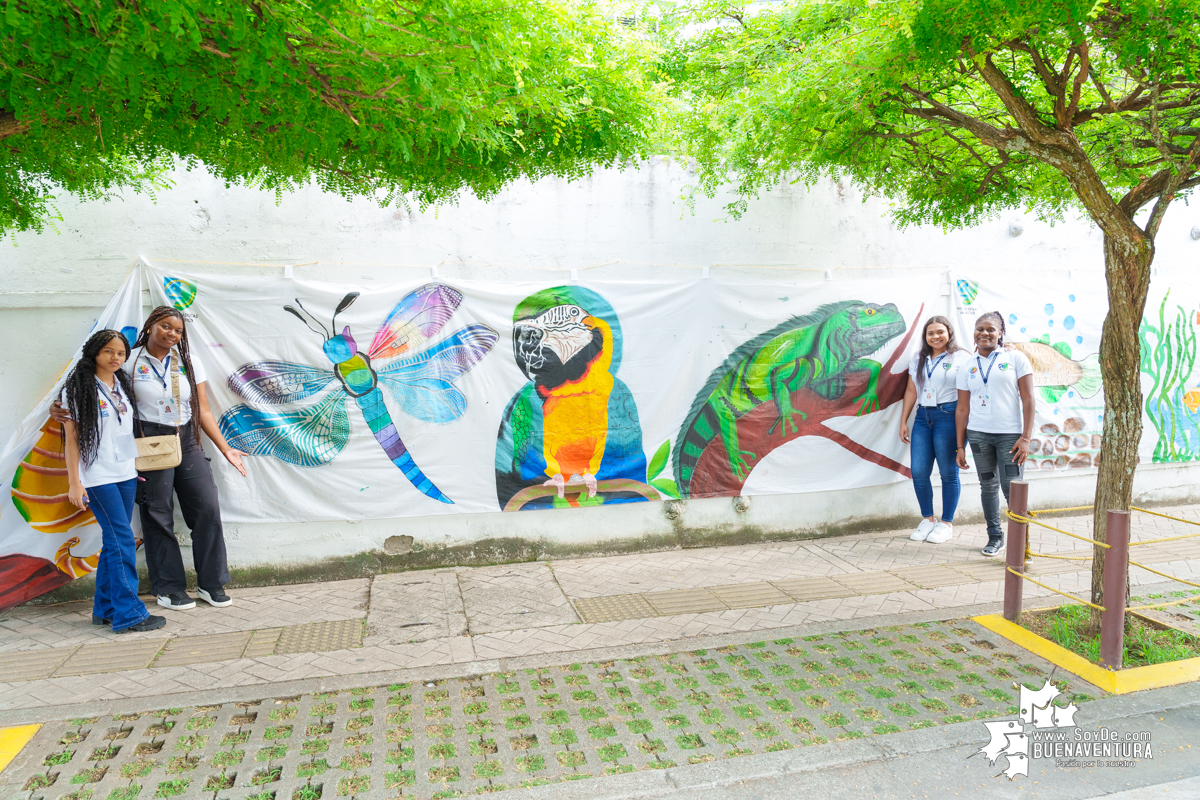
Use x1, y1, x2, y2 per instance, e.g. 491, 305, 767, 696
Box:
55, 306, 248, 609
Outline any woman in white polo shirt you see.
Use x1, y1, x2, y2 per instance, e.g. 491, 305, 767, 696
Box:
61, 330, 165, 633
955, 311, 1036, 557
899, 316, 970, 545
126, 306, 249, 611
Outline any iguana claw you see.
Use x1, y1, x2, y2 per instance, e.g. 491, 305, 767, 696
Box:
731, 449, 758, 479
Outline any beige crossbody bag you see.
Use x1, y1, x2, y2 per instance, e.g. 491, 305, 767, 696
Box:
134, 349, 183, 471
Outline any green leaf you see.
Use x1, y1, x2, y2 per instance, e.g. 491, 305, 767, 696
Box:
650, 478, 679, 499
647, 440, 672, 481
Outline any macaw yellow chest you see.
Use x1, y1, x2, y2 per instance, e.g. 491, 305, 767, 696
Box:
540, 367, 614, 479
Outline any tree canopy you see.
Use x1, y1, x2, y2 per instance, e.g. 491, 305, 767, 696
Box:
662, 0, 1200, 232
0, 0, 659, 233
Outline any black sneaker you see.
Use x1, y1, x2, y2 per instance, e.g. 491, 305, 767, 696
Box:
117, 614, 166, 633
157, 592, 196, 610
197, 587, 232, 608
982, 534, 1005, 557
91, 615, 110, 626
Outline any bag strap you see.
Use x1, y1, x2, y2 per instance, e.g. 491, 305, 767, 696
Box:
170, 348, 181, 431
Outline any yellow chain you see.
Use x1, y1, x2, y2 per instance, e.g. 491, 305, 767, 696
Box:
1127, 593, 1200, 611
1130, 506, 1200, 527
1027, 551, 1092, 561
1006, 567, 1106, 611
1006, 511, 1112, 549
1028, 506, 1095, 517
1126, 559, 1200, 590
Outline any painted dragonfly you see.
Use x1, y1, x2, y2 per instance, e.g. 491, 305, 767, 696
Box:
218, 284, 497, 504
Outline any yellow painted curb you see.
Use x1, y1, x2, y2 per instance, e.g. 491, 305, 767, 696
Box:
973, 614, 1200, 694
0, 723, 41, 774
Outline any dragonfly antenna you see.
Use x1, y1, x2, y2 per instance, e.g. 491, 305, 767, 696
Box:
284, 300, 329, 338
332, 292, 360, 332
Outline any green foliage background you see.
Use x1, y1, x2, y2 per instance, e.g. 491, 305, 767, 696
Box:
0, 0, 661, 233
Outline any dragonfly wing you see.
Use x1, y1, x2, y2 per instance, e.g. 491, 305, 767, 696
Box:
367, 283, 464, 361
228, 361, 336, 405
218, 391, 350, 466
376, 324, 499, 423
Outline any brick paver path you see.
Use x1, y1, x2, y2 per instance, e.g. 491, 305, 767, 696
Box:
1, 505, 1197, 711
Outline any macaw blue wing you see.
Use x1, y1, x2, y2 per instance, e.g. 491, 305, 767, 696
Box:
227, 361, 336, 405
376, 324, 499, 423
367, 283, 465, 362
218, 391, 349, 467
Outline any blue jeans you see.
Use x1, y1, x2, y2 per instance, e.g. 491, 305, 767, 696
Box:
88, 478, 150, 631
910, 402, 960, 522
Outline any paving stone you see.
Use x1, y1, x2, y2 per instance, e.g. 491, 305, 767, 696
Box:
708, 582, 793, 610
154, 632, 254, 668
0, 619, 1085, 800
643, 589, 726, 616
55, 640, 165, 677
832, 573, 918, 594
887, 565, 974, 589
574, 595, 658, 624
460, 563, 578, 634
244, 629, 283, 659
771, 577, 857, 602
275, 620, 364, 655
366, 570, 467, 646
0, 646, 77, 682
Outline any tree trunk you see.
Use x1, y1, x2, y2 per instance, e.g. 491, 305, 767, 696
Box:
1089, 231, 1154, 633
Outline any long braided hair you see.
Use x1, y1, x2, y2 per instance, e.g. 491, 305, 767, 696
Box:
61, 330, 136, 467
975, 310, 1007, 347
914, 315, 964, 391
132, 306, 203, 447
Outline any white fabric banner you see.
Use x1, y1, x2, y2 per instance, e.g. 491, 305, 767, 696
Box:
4, 260, 1198, 606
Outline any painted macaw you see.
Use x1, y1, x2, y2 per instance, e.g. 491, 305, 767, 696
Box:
495, 286, 646, 510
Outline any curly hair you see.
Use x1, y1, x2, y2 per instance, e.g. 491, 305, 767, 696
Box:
975, 310, 1007, 346
133, 306, 202, 446
61, 330, 136, 467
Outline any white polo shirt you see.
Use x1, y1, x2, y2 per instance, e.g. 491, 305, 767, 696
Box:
61, 379, 138, 488
125, 347, 208, 425
955, 349, 1034, 434
908, 350, 971, 406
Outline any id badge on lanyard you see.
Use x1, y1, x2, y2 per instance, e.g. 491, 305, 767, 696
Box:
923, 354, 945, 405
158, 397, 182, 424
974, 353, 998, 418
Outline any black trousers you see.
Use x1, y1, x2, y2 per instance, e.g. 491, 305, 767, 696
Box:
137, 420, 230, 595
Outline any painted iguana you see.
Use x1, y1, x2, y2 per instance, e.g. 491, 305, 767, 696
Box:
672, 300, 907, 495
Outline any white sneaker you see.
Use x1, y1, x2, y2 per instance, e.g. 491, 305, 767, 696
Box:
926, 521, 953, 544
910, 519, 936, 541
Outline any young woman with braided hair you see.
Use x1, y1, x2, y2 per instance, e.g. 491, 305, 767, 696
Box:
61, 330, 165, 633
54, 307, 248, 611
955, 311, 1036, 557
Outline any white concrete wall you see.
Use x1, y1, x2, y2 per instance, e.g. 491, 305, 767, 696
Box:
3, 158, 1200, 568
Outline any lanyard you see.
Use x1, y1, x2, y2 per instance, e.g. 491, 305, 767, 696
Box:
142, 352, 171, 390
925, 353, 947, 381
96, 378, 127, 425
975, 351, 1000, 387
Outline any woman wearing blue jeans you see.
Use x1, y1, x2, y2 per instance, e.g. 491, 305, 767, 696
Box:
955, 312, 1036, 557
900, 316, 969, 544
62, 330, 166, 633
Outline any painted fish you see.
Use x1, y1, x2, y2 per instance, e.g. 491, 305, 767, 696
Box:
1008, 342, 1102, 399
1184, 389, 1200, 413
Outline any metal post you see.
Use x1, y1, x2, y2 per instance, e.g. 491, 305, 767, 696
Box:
1003, 481, 1029, 622
1099, 510, 1130, 670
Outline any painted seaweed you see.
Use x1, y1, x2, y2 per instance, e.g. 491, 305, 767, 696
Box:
1138, 293, 1200, 462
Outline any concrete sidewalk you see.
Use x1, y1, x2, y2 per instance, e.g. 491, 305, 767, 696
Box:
1, 506, 1198, 799
2, 506, 1199, 712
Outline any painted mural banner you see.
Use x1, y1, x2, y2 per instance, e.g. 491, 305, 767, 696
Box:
3, 261, 1198, 607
